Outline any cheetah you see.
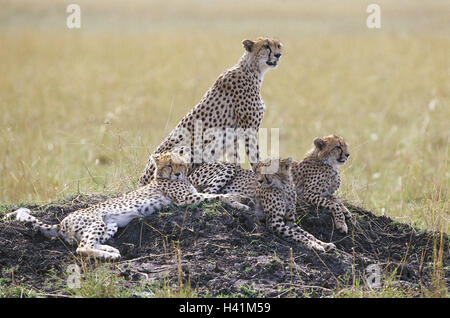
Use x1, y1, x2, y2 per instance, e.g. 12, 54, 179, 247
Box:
190, 158, 335, 251
189, 160, 256, 199
139, 37, 283, 186
189, 134, 352, 234
291, 134, 352, 234
255, 158, 335, 252
6, 152, 249, 260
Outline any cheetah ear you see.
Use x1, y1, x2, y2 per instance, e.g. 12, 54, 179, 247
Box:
314, 138, 326, 150
242, 39, 255, 52
285, 157, 292, 166
150, 153, 161, 164
281, 157, 292, 170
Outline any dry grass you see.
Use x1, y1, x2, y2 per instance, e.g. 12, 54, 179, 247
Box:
0, 0, 448, 233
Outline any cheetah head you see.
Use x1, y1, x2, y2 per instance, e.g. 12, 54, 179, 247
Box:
312, 134, 350, 168
242, 37, 283, 73
256, 157, 293, 189
152, 152, 189, 181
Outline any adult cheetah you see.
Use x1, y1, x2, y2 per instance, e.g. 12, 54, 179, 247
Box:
139, 37, 283, 186
6, 152, 249, 260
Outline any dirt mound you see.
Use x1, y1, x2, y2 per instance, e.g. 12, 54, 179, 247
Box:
0, 195, 448, 297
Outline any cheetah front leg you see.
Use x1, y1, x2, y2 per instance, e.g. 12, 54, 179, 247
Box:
101, 222, 119, 243
262, 195, 335, 252
244, 133, 260, 173
268, 210, 335, 252
284, 193, 298, 225
303, 190, 349, 234
177, 192, 250, 211
76, 219, 121, 260
235, 114, 261, 172
290, 223, 336, 252
331, 196, 352, 219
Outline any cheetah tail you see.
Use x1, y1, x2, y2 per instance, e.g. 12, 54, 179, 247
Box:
8, 208, 60, 238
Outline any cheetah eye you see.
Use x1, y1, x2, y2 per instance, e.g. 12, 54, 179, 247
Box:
264, 44, 270, 50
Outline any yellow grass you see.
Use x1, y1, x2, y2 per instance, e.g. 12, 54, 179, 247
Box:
0, 0, 448, 232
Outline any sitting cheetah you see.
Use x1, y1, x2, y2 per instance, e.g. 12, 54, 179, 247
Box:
291, 134, 351, 234
6, 152, 249, 260
139, 37, 283, 186
255, 158, 335, 252
189, 134, 352, 233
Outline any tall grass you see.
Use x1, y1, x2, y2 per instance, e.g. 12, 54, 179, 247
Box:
0, 0, 448, 232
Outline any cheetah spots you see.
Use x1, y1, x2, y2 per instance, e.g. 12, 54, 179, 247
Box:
139, 39, 281, 186
291, 136, 351, 236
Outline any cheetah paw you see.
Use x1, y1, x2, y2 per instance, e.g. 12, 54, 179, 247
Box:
76, 246, 121, 261
336, 221, 348, 235
226, 194, 251, 203
222, 194, 251, 210
342, 205, 352, 219
5, 208, 32, 222
311, 243, 327, 253
322, 242, 336, 252
230, 201, 250, 211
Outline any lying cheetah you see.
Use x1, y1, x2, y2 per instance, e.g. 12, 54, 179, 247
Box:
255, 158, 335, 252
139, 37, 283, 186
291, 134, 352, 234
189, 134, 352, 233
6, 153, 249, 260
189, 161, 256, 199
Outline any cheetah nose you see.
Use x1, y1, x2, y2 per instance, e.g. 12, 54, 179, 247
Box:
274, 53, 281, 58
174, 172, 181, 177
346, 153, 350, 158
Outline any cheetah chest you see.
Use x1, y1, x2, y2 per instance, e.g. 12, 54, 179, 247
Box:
326, 171, 340, 196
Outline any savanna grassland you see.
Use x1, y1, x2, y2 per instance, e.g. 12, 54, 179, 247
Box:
0, 0, 448, 298
1, 0, 448, 231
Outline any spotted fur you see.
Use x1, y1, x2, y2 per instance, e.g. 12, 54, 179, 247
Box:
291, 134, 352, 234
7, 153, 249, 260
139, 37, 283, 186
191, 158, 334, 251
255, 158, 335, 252
190, 135, 352, 234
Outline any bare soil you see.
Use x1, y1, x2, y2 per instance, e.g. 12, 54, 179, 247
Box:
0, 194, 448, 297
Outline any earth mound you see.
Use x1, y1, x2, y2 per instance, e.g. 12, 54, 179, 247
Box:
0, 194, 448, 297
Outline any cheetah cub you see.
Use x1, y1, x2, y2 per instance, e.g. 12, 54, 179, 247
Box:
7, 152, 249, 260
291, 134, 352, 234
255, 158, 335, 252
189, 135, 352, 235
